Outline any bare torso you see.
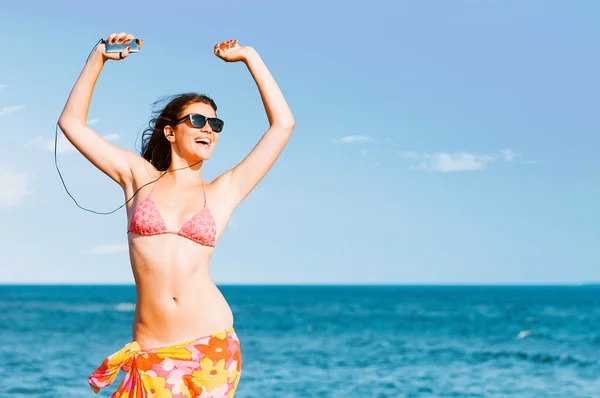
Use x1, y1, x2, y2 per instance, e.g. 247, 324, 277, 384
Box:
125, 167, 234, 349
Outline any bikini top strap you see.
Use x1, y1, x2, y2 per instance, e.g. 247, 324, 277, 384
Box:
201, 179, 207, 208
148, 172, 166, 197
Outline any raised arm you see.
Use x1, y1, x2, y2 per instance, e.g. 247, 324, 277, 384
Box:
58, 32, 144, 188
214, 40, 295, 208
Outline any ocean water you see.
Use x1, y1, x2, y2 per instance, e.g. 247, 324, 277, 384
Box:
0, 285, 599, 398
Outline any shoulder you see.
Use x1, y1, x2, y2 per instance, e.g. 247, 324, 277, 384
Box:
207, 170, 238, 211
127, 156, 162, 192
208, 170, 235, 196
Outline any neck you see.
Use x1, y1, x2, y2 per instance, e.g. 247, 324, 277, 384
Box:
165, 158, 204, 185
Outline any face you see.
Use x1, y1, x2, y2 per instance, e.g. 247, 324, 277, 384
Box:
165, 102, 220, 161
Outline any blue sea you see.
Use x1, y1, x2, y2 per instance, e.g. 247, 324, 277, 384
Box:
1, 285, 599, 397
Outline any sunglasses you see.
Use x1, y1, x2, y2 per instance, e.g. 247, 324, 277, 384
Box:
175, 113, 224, 133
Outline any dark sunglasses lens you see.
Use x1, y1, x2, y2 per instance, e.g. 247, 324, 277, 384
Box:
189, 114, 207, 129
189, 114, 223, 132
209, 118, 224, 133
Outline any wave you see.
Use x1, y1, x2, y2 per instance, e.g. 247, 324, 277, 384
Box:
114, 302, 136, 312
516, 330, 533, 340
1, 301, 136, 313
471, 349, 595, 368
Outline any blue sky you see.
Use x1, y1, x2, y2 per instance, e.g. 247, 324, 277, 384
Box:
1, 1, 598, 284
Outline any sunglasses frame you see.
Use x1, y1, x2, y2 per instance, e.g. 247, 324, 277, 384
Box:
175, 113, 224, 133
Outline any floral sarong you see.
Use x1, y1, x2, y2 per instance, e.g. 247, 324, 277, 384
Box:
88, 327, 242, 398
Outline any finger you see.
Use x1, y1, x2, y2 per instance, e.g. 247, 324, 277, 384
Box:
124, 34, 135, 44
121, 46, 131, 59
138, 38, 143, 49
117, 32, 127, 43
107, 33, 117, 45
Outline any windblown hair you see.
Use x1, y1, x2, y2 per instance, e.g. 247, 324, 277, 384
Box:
140, 93, 217, 171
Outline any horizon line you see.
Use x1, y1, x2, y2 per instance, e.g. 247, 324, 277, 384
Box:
1, 282, 598, 287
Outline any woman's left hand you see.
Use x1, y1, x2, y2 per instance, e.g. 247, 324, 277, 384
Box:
214, 40, 253, 63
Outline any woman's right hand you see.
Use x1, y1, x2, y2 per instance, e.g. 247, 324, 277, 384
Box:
97, 32, 142, 61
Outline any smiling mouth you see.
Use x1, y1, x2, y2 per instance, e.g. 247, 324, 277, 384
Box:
195, 138, 211, 146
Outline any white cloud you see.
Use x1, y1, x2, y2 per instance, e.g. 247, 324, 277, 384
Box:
500, 149, 516, 162
399, 151, 421, 159
339, 135, 376, 144
0, 105, 25, 116
228, 218, 238, 232
87, 118, 100, 125
400, 149, 517, 172
103, 134, 120, 141
27, 134, 76, 153
27, 133, 120, 154
0, 165, 31, 207
88, 244, 128, 254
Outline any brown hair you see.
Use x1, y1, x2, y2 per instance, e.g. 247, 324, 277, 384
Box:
140, 93, 217, 171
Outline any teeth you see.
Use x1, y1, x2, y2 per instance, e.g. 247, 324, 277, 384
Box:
195, 138, 211, 144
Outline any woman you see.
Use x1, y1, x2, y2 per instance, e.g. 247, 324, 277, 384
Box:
58, 32, 294, 397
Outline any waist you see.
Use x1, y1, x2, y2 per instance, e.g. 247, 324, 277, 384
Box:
133, 286, 234, 348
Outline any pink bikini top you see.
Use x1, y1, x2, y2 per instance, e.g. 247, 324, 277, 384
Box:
128, 179, 216, 247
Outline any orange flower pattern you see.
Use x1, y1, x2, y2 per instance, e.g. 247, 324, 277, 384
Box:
88, 328, 242, 398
